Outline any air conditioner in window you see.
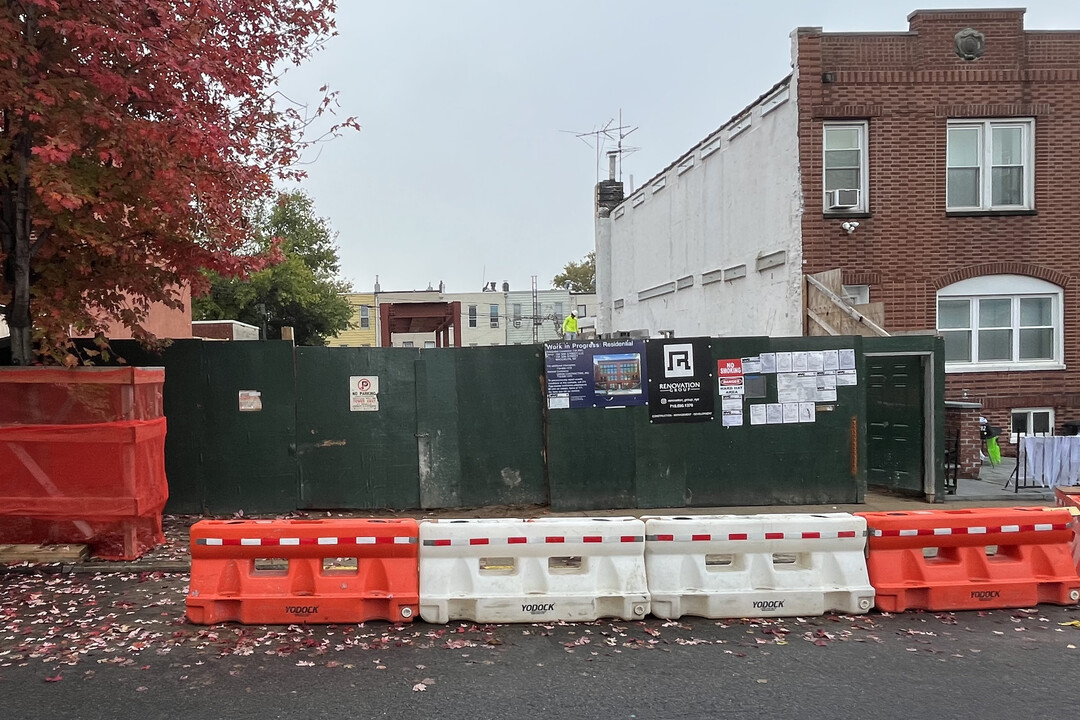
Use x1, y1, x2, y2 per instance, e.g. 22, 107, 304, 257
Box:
827, 188, 860, 209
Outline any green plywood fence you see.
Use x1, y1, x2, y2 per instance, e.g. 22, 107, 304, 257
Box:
93, 333, 936, 513
547, 336, 869, 511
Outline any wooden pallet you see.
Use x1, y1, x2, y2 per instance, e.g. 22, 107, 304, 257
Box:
0, 544, 90, 563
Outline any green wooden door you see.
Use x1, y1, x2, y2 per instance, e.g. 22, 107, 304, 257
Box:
866, 355, 925, 494
295, 346, 422, 510
199, 341, 299, 513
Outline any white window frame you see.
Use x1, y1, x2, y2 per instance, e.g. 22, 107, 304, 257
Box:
946, 118, 1034, 211
359, 306, 370, 329
1010, 407, 1054, 443
823, 121, 868, 213
937, 275, 1064, 373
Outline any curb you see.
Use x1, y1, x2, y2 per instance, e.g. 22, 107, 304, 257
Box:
1, 560, 190, 576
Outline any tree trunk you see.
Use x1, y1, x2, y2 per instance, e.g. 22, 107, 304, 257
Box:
5, 10, 36, 365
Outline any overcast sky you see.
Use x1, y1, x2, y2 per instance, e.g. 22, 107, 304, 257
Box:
277, 1, 1080, 294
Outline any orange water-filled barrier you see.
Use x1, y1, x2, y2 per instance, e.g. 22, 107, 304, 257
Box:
1055, 487, 1080, 574
186, 518, 419, 624
857, 507, 1080, 612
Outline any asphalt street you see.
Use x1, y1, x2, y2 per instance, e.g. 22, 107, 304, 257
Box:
2, 570, 1079, 720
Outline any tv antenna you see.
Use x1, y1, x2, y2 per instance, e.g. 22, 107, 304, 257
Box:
561, 109, 638, 183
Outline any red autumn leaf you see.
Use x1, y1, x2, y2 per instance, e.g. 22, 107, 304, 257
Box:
44, 674, 63, 683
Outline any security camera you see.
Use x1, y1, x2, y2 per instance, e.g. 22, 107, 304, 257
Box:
841, 221, 860, 234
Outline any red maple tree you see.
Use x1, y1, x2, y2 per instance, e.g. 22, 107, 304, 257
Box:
0, 0, 355, 365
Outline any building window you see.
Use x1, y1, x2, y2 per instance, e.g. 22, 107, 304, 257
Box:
577, 305, 587, 317
402, 341, 414, 347
937, 275, 1062, 372
424, 341, 435, 348
946, 119, 1033, 211
842, 285, 870, 305
554, 302, 564, 319
360, 306, 370, 329
1011, 408, 1053, 443
489, 304, 499, 328
513, 303, 522, 322
823, 122, 868, 212
468, 305, 477, 328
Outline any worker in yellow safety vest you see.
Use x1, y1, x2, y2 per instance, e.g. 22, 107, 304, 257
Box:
562, 311, 578, 341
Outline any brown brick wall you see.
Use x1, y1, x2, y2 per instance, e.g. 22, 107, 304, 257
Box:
797, 9, 1080, 433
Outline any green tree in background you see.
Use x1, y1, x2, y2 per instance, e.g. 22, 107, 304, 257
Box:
552, 251, 595, 293
194, 191, 353, 345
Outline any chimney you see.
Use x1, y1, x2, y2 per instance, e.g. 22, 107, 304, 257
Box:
502, 281, 509, 292
374, 275, 381, 293
596, 151, 625, 217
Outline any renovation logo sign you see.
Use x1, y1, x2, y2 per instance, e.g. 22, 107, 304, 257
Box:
647, 338, 714, 424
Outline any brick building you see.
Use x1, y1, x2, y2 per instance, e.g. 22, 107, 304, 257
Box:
799, 8, 1080, 466
597, 8, 1080, 478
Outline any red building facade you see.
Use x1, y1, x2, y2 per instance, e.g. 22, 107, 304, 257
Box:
796, 9, 1080, 450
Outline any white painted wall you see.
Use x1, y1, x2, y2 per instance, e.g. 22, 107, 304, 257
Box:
597, 78, 804, 339
505, 290, 570, 344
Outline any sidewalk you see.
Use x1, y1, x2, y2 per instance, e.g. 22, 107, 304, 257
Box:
949, 456, 1056, 503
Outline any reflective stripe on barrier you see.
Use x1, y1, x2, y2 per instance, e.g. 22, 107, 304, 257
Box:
186, 518, 419, 625
643, 513, 874, 619
419, 517, 649, 624
857, 507, 1080, 613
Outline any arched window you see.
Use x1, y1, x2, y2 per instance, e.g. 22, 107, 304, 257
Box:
937, 275, 1063, 372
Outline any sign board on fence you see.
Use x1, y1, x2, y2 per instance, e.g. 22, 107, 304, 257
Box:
349, 376, 380, 412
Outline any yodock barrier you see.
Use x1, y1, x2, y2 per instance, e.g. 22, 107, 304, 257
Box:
858, 507, 1080, 612
186, 518, 419, 625
418, 517, 649, 624
1055, 487, 1080, 574
643, 513, 874, 619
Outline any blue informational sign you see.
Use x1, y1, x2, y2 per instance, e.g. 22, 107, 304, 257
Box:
543, 339, 649, 409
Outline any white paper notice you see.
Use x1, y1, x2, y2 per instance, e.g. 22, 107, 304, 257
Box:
722, 395, 743, 411
839, 348, 856, 370
799, 402, 816, 423
807, 351, 824, 372
776, 352, 793, 373
749, 404, 767, 425
766, 403, 783, 424
238, 390, 262, 412
782, 403, 800, 424
722, 410, 744, 427
835, 369, 858, 386
759, 353, 777, 374
792, 352, 808, 372
741, 356, 762, 374
548, 395, 570, 409
823, 349, 839, 372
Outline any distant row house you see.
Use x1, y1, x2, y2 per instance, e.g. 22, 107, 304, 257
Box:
327, 288, 597, 348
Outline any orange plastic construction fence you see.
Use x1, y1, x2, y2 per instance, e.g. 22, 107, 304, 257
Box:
1055, 487, 1080, 575
0, 418, 168, 560
187, 518, 420, 625
0, 367, 164, 425
857, 507, 1080, 612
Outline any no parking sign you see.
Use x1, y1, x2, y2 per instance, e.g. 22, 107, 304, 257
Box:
349, 375, 380, 412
